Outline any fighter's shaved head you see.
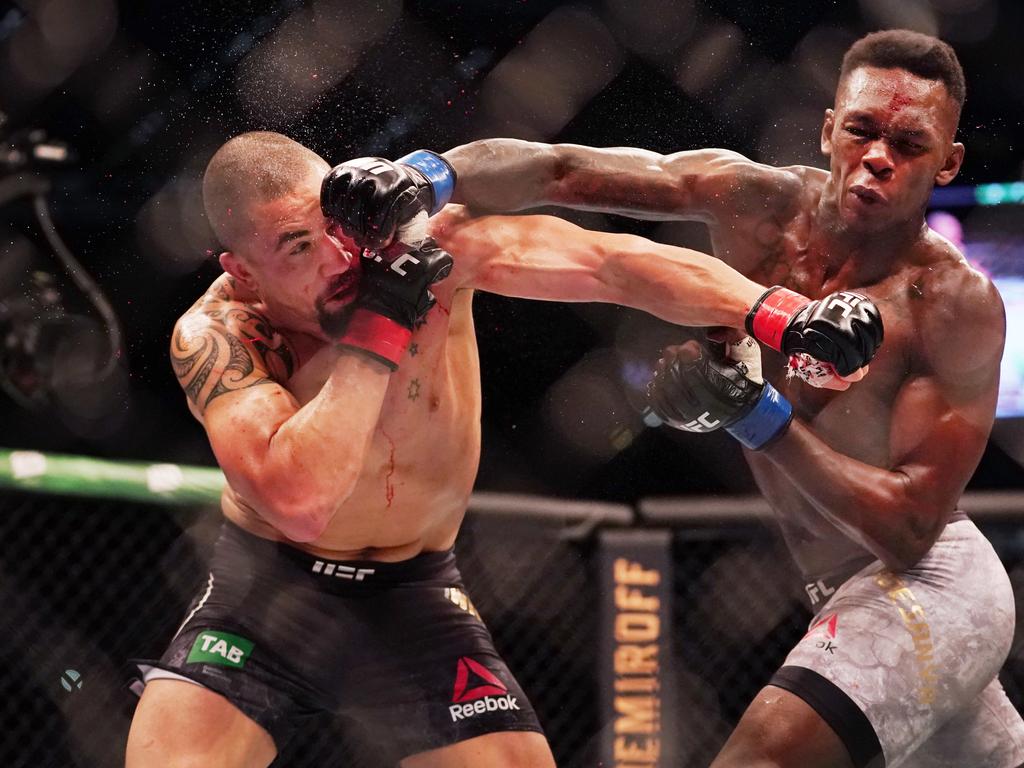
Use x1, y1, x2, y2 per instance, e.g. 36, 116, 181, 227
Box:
203, 131, 330, 251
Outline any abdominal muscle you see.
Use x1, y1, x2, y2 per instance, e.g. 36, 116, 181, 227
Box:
223, 289, 484, 561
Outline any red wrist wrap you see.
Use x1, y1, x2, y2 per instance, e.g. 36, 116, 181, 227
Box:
338, 309, 412, 370
746, 286, 810, 352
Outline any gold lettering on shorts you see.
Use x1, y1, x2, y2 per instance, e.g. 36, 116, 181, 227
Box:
443, 587, 481, 620
874, 573, 939, 705
612, 558, 662, 767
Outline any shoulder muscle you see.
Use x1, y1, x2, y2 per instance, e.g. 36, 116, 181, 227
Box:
171, 303, 296, 415
916, 258, 1005, 392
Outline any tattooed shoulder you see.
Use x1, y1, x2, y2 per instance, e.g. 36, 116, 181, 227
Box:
171, 303, 296, 412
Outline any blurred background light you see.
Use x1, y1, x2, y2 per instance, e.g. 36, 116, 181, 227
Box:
474, 6, 625, 140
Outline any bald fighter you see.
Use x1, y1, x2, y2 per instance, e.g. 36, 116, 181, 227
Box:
325, 29, 1024, 768
125, 131, 880, 768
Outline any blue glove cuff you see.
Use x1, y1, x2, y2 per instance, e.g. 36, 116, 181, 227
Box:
726, 382, 793, 450
396, 150, 456, 215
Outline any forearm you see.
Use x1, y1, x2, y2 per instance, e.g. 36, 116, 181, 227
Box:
257, 353, 390, 540
603, 235, 764, 328
444, 212, 764, 328
760, 421, 942, 570
445, 139, 561, 212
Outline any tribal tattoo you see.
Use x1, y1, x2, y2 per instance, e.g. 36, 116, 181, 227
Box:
171, 304, 295, 412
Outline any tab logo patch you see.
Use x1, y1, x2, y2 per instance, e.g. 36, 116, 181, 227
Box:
187, 630, 254, 668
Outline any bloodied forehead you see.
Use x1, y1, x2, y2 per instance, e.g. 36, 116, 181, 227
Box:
837, 66, 958, 138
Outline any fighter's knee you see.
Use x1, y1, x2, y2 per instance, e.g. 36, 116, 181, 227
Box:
505, 750, 556, 768
712, 748, 788, 768
402, 731, 554, 768
127, 738, 272, 768
127, 754, 213, 768
502, 732, 556, 768
711, 738, 786, 768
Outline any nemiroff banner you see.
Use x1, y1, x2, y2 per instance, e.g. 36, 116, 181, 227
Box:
598, 529, 674, 768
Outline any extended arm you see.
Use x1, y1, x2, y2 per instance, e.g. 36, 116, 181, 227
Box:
444, 140, 748, 219
319, 144, 772, 255
171, 305, 391, 542
432, 207, 882, 373
433, 207, 763, 327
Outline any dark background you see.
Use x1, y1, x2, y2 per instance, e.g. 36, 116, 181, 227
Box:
2, 4, 1024, 767
2, 0, 1023, 496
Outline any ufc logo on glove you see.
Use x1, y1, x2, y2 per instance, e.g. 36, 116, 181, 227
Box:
825, 292, 864, 318
366, 251, 423, 278
684, 412, 722, 432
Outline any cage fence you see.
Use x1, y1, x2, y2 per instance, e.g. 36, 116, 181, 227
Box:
2, 452, 1024, 768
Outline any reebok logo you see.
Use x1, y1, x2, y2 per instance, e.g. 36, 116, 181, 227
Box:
804, 612, 839, 640
186, 630, 254, 668
448, 657, 520, 722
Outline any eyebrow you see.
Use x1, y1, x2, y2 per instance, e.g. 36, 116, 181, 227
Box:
275, 229, 311, 251
845, 114, 928, 138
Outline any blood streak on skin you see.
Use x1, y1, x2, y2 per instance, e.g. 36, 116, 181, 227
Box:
381, 428, 397, 507
888, 91, 913, 112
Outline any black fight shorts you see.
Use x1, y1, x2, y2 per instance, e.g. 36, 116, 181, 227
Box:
133, 520, 543, 760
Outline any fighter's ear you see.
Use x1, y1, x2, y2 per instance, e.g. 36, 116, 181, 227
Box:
219, 251, 258, 293
935, 142, 965, 187
821, 108, 836, 157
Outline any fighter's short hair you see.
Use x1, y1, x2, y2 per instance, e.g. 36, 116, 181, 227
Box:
203, 131, 328, 251
840, 30, 966, 111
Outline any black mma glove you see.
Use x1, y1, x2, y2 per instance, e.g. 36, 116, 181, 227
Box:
647, 338, 793, 450
339, 238, 453, 370
746, 286, 884, 377
321, 150, 456, 251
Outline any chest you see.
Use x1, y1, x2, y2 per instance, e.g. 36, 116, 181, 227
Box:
723, 232, 928, 453
285, 293, 479, 440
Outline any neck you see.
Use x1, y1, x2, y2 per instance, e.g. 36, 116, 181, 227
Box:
813, 178, 927, 283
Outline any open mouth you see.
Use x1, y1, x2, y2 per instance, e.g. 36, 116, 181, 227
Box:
849, 185, 884, 205
324, 269, 359, 303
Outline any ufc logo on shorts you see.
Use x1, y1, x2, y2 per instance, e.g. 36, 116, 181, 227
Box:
805, 579, 836, 606
311, 560, 376, 581
825, 292, 863, 318
684, 412, 721, 432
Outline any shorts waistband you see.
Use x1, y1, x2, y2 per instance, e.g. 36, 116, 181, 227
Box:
801, 511, 971, 609
218, 519, 460, 589
802, 558, 876, 610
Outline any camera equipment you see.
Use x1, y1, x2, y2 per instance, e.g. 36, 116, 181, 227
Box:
0, 113, 122, 408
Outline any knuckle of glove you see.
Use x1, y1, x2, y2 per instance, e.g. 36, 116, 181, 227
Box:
796, 328, 855, 376
648, 383, 692, 427
705, 359, 761, 423
420, 241, 455, 284
648, 355, 750, 432
785, 303, 867, 376
855, 300, 885, 350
